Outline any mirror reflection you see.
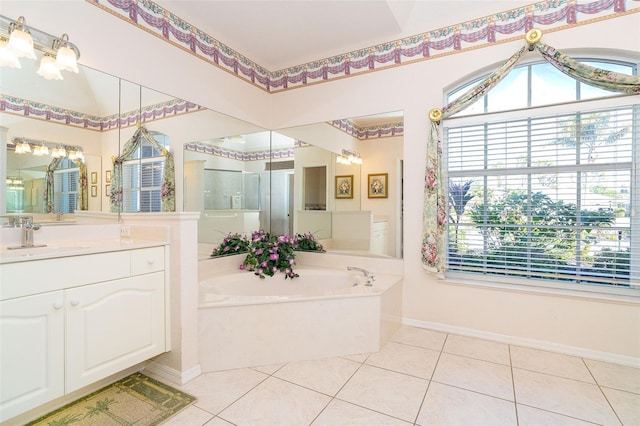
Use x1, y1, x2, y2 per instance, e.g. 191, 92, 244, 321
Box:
2, 48, 403, 259
185, 111, 404, 258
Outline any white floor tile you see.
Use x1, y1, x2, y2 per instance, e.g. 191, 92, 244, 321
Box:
163, 405, 215, 426
251, 363, 284, 375
416, 382, 517, 426
432, 352, 514, 401
510, 346, 595, 383
444, 334, 511, 365
601, 387, 640, 426
517, 404, 597, 425
274, 356, 361, 396
218, 376, 331, 426
204, 416, 236, 425
513, 368, 621, 425
181, 368, 268, 415
365, 341, 440, 379
336, 364, 428, 423
584, 359, 640, 394
342, 353, 370, 363
390, 326, 447, 351
312, 399, 411, 425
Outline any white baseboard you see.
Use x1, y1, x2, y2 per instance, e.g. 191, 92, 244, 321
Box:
403, 318, 640, 368
144, 361, 202, 386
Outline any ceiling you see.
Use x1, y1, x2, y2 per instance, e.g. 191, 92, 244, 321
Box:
153, 0, 536, 71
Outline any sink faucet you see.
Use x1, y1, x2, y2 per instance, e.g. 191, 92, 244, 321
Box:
21, 216, 41, 248
347, 266, 375, 286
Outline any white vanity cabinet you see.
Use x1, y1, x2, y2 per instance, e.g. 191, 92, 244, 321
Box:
0, 245, 168, 423
0, 291, 65, 422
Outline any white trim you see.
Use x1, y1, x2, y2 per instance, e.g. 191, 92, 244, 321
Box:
402, 317, 640, 369
144, 361, 202, 386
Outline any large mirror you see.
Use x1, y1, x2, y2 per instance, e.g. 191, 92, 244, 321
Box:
184, 112, 404, 258
1, 48, 403, 259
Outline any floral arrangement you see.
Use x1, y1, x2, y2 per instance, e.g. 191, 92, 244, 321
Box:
241, 229, 298, 279
211, 229, 325, 279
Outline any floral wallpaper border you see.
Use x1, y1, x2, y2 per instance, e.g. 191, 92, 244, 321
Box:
330, 119, 404, 140
88, 0, 639, 93
0, 95, 202, 131
184, 140, 308, 162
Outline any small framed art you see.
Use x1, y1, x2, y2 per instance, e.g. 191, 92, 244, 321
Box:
368, 173, 388, 198
335, 175, 354, 199
91, 185, 97, 197
105, 184, 110, 197
91, 171, 97, 184
105, 170, 112, 183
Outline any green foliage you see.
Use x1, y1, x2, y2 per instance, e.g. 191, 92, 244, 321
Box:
467, 191, 615, 265
293, 232, 326, 252
210, 232, 251, 257
592, 248, 630, 275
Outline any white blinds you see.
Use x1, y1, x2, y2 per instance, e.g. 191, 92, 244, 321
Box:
446, 105, 636, 286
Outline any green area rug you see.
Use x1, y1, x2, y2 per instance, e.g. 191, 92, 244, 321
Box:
26, 373, 196, 426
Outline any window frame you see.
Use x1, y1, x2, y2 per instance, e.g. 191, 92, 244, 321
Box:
120, 132, 168, 213
443, 57, 639, 297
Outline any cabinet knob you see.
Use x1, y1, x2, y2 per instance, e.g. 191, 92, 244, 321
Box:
147, 259, 155, 265
53, 302, 63, 310
70, 299, 80, 306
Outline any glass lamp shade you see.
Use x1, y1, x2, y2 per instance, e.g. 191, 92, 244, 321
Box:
33, 144, 50, 156
7, 28, 36, 60
55, 45, 79, 73
0, 40, 21, 68
37, 55, 63, 80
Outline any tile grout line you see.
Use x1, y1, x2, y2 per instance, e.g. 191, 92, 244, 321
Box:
209, 367, 277, 422
307, 354, 370, 425
582, 358, 626, 426
411, 333, 449, 425
509, 344, 520, 426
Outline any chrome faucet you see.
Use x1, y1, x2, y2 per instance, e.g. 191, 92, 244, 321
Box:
20, 216, 42, 248
7, 216, 45, 249
347, 266, 375, 286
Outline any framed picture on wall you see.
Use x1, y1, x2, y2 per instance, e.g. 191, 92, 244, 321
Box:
91, 171, 97, 184
91, 185, 97, 197
335, 175, 354, 199
368, 173, 388, 198
105, 170, 111, 183
105, 184, 110, 197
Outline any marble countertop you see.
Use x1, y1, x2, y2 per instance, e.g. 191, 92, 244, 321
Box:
0, 238, 166, 264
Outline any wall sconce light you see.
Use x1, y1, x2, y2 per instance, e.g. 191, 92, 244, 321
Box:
0, 15, 80, 79
336, 149, 363, 165
10, 138, 84, 163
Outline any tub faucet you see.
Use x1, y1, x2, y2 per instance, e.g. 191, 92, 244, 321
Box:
347, 266, 375, 286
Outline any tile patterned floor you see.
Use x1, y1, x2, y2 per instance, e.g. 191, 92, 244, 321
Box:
161, 326, 640, 426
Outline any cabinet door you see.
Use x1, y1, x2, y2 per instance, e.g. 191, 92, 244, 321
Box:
0, 292, 64, 423
65, 272, 165, 392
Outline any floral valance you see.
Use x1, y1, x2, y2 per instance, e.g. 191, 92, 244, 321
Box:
109, 126, 176, 212
422, 29, 640, 275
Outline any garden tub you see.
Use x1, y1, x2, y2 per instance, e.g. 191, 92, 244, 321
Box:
198, 264, 402, 371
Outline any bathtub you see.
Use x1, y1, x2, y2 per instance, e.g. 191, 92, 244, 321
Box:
198, 264, 402, 372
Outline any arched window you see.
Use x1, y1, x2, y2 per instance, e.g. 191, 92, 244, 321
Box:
445, 58, 638, 290
121, 132, 169, 213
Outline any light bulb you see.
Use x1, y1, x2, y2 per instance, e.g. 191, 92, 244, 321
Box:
37, 55, 63, 80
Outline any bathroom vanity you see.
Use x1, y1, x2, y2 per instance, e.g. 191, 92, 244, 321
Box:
0, 233, 170, 423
